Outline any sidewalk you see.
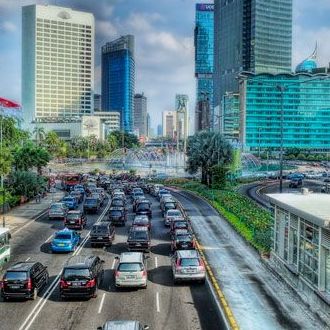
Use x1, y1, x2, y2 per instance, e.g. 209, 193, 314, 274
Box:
4, 190, 65, 234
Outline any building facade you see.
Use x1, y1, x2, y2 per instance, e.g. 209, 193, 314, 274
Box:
239, 72, 330, 152
268, 192, 330, 316
162, 111, 177, 139
94, 94, 101, 112
133, 93, 147, 137
195, 3, 214, 110
101, 35, 135, 132
223, 92, 240, 142
146, 113, 151, 138
22, 5, 94, 127
213, 0, 292, 131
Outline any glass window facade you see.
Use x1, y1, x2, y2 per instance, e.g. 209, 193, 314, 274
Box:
240, 73, 330, 151
195, 4, 214, 105
102, 36, 135, 132
223, 93, 240, 142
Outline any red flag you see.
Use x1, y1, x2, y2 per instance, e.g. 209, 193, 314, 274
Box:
0, 97, 20, 108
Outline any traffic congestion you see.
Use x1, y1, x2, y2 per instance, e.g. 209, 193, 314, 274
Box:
0, 173, 221, 330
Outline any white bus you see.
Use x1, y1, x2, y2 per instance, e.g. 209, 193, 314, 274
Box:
0, 228, 11, 267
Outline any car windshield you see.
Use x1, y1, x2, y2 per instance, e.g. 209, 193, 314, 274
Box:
92, 226, 109, 234
55, 233, 71, 240
165, 203, 176, 209
67, 213, 80, 220
109, 210, 122, 217
137, 203, 150, 210
112, 200, 123, 206
118, 263, 143, 272
134, 218, 148, 225
175, 222, 188, 228
5, 271, 28, 281
85, 199, 97, 204
129, 231, 148, 240
51, 204, 63, 209
168, 210, 181, 217
134, 192, 144, 197
63, 268, 90, 280
180, 258, 200, 267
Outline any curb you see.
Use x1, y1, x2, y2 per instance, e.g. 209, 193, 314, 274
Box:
175, 198, 239, 330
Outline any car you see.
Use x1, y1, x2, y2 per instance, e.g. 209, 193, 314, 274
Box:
150, 184, 163, 197
287, 172, 305, 180
132, 215, 151, 231
135, 199, 152, 219
324, 178, 330, 183
51, 228, 81, 253
161, 200, 177, 217
171, 250, 205, 284
1, 261, 49, 301
131, 191, 144, 204
48, 202, 68, 220
289, 178, 303, 188
160, 196, 175, 211
96, 188, 106, 199
132, 195, 146, 212
114, 252, 147, 289
64, 210, 87, 230
83, 197, 100, 214
62, 196, 78, 210
170, 219, 190, 237
164, 209, 184, 226
90, 223, 115, 247
127, 226, 151, 252
97, 320, 149, 330
157, 189, 170, 201
171, 229, 195, 251
74, 184, 86, 196
110, 198, 126, 208
59, 255, 104, 299
70, 190, 83, 204
91, 192, 104, 207
107, 207, 127, 226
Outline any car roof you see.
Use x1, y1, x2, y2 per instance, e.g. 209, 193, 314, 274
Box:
177, 250, 199, 258
93, 222, 110, 228
68, 210, 82, 214
110, 206, 124, 210
130, 226, 148, 232
65, 255, 96, 268
119, 252, 144, 263
7, 262, 36, 272
103, 320, 140, 330
55, 228, 74, 235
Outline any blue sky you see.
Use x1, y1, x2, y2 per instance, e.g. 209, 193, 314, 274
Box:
1, 0, 330, 130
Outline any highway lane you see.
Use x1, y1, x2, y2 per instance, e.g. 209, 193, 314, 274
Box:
1, 193, 225, 330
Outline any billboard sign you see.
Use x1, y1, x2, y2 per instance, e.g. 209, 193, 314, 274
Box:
196, 4, 214, 11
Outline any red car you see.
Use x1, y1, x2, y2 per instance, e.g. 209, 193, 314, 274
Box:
64, 210, 87, 230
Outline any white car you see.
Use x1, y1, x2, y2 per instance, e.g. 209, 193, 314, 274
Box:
164, 209, 183, 226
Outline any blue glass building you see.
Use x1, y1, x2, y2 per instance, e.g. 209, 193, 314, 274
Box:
194, 4, 214, 105
102, 35, 135, 132
239, 72, 330, 151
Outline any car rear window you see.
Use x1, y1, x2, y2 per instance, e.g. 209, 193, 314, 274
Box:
5, 271, 28, 281
180, 258, 200, 267
118, 263, 143, 272
168, 210, 181, 216
174, 222, 188, 228
55, 234, 71, 240
129, 231, 148, 240
50, 204, 63, 209
176, 235, 192, 241
85, 199, 97, 204
63, 268, 91, 280
165, 202, 176, 209
133, 218, 148, 225
137, 203, 150, 210
109, 210, 122, 217
92, 226, 109, 234
67, 213, 80, 220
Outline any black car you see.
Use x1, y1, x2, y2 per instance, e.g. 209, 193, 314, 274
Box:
127, 227, 151, 252
110, 198, 125, 208
64, 210, 87, 230
107, 207, 126, 226
59, 255, 104, 299
90, 223, 115, 247
135, 200, 152, 219
1, 261, 49, 300
171, 230, 195, 251
83, 197, 100, 214
289, 178, 303, 188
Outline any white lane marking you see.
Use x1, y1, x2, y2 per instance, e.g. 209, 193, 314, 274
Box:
44, 234, 53, 243
155, 256, 158, 268
111, 259, 116, 270
12, 211, 47, 236
25, 257, 31, 262
18, 195, 112, 330
156, 292, 160, 313
98, 293, 106, 314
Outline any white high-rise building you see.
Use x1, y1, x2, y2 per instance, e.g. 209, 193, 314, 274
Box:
162, 111, 177, 138
22, 5, 95, 127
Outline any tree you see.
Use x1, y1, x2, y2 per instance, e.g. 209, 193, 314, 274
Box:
33, 126, 45, 145
44, 131, 61, 156
0, 146, 13, 177
186, 131, 233, 186
107, 131, 139, 149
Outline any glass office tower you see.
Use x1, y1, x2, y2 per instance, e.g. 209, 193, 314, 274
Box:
195, 4, 214, 105
102, 35, 135, 132
239, 73, 330, 151
214, 0, 292, 131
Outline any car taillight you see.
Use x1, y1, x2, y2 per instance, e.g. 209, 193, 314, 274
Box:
199, 259, 205, 271
86, 279, 96, 288
0, 280, 4, 289
142, 270, 147, 277
115, 271, 120, 278
60, 279, 69, 288
27, 278, 33, 290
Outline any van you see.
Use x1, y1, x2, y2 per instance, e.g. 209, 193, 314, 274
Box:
114, 252, 147, 289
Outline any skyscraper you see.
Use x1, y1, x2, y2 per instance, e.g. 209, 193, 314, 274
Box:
162, 111, 177, 139
133, 93, 147, 137
22, 5, 95, 125
101, 35, 135, 132
194, 4, 214, 105
213, 0, 292, 131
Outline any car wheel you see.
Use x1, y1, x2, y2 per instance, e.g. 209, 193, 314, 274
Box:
31, 287, 38, 300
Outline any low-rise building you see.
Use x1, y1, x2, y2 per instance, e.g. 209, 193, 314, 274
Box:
268, 191, 330, 317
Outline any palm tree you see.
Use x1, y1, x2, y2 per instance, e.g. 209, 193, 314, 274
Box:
33, 126, 45, 146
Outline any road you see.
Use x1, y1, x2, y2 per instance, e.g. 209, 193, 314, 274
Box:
171, 189, 326, 330
0, 193, 224, 330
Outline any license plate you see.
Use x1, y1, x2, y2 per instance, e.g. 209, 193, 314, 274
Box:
187, 268, 196, 273
126, 275, 136, 279
70, 221, 75, 224
97, 237, 103, 240
135, 243, 141, 246
10, 285, 20, 289
58, 243, 65, 246
72, 282, 82, 286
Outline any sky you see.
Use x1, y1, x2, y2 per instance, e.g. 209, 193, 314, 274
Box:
1, 0, 330, 130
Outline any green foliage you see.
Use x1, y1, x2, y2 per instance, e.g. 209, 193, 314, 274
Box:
8, 171, 47, 199
0, 189, 20, 208
107, 131, 140, 149
0, 146, 13, 176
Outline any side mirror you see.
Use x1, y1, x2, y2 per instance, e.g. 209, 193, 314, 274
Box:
101, 260, 105, 263
114, 256, 119, 260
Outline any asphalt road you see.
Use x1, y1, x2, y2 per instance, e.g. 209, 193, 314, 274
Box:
0, 193, 224, 330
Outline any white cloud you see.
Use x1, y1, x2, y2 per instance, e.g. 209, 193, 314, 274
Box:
1, 21, 17, 32
96, 20, 118, 39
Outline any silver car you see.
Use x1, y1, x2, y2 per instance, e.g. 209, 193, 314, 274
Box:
114, 252, 147, 289
171, 250, 206, 284
97, 320, 149, 330
48, 202, 68, 220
